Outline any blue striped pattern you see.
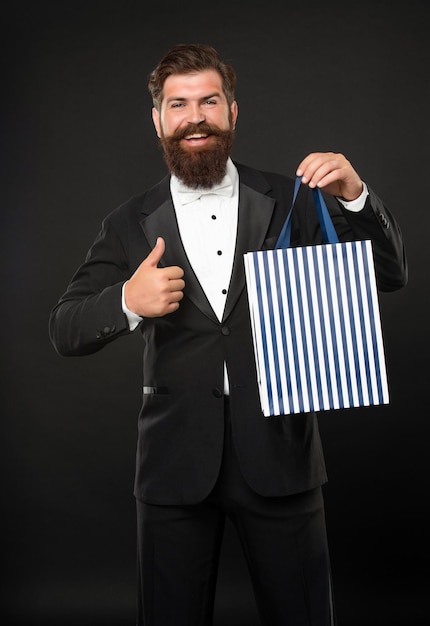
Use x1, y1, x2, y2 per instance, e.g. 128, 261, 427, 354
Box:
244, 240, 389, 416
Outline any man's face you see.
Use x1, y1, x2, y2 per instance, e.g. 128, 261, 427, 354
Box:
152, 70, 238, 188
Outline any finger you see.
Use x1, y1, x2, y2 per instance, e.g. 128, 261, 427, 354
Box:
142, 237, 165, 268
168, 278, 186, 292
314, 168, 345, 188
296, 152, 324, 177
306, 159, 346, 189
168, 290, 184, 303
301, 157, 331, 185
307, 160, 342, 188
297, 152, 341, 183
165, 302, 181, 314
163, 266, 185, 280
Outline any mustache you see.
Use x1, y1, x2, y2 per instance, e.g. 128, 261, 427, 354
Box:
170, 122, 227, 141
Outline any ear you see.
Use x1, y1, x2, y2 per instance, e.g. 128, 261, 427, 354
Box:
230, 100, 238, 129
152, 107, 161, 138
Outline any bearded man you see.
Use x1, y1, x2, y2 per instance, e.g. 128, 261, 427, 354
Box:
49, 43, 407, 626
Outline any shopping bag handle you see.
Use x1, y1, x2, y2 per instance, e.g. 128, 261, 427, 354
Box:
275, 176, 340, 249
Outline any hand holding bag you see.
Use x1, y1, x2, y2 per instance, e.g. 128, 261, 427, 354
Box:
244, 177, 389, 417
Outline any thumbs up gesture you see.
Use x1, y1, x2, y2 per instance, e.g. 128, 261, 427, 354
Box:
124, 237, 185, 317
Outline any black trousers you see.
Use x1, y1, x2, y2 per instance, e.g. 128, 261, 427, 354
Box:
136, 400, 336, 626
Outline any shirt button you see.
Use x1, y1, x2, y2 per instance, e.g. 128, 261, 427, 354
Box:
211, 215, 217, 220
217, 250, 222, 255
222, 289, 227, 295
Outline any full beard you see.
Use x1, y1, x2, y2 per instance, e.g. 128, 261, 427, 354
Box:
159, 123, 235, 189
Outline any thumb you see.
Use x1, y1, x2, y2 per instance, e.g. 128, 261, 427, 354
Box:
142, 236, 165, 267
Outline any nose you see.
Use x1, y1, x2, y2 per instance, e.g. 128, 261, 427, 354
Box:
187, 102, 205, 125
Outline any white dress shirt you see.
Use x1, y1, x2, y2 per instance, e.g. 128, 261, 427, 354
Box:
169, 157, 239, 322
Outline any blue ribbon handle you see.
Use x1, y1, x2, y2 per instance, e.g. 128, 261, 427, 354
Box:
275, 176, 340, 249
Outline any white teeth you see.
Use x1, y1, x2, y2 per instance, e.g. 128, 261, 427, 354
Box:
185, 133, 207, 140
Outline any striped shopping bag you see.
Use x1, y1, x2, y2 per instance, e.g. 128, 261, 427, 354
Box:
244, 177, 389, 417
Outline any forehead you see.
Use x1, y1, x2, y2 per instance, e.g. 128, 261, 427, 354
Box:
162, 69, 225, 102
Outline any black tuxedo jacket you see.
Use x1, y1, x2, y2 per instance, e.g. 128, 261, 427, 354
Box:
49, 162, 407, 505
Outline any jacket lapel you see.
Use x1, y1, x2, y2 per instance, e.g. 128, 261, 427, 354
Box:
139, 169, 276, 324
140, 192, 218, 323
223, 183, 275, 321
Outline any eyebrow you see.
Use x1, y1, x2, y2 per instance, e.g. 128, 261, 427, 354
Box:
165, 92, 222, 104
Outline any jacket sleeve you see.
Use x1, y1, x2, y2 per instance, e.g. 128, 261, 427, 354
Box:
49, 217, 133, 357
337, 186, 408, 292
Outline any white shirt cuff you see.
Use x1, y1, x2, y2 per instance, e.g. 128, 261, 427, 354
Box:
121, 281, 143, 331
336, 181, 368, 213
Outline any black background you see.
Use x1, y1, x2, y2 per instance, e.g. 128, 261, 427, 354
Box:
2, 1, 429, 624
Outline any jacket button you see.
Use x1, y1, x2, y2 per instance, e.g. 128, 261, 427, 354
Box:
221, 326, 231, 336
97, 325, 116, 339
212, 388, 223, 398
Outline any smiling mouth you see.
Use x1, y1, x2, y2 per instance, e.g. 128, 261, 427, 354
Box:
184, 133, 210, 141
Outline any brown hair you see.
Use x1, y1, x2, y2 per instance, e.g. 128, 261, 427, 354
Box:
148, 43, 237, 111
